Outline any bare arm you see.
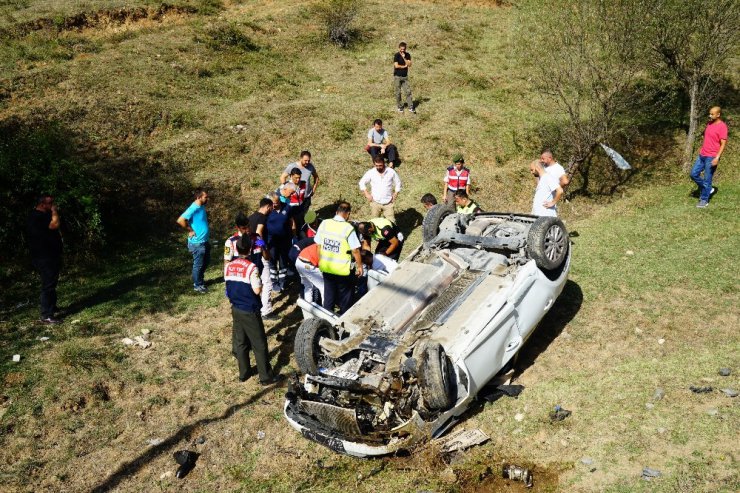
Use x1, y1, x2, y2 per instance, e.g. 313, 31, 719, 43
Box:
49, 205, 60, 230
352, 248, 364, 277
312, 169, 320, 194
544, 186, 564, 208
712, 139, 727, 166
385, 237, 400, 256
279, 171, 289, 183
176, 216, 195, 238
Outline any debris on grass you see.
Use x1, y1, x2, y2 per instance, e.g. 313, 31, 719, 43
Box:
707, 409, 719, 416
12, 354, 21, 362
257, 430, 265, 440
580, 457, 594, 465
689, 386, 713, 394
195, 436, 206, 445
146, 438, 164, 446
479, 384, 525, 403
173, 450, 198, 479
720, 389, 738, 398
641, 467, 662, 480
434, 428, 490, 453
502, 464, 533, 487
718, 368, 731, 377
549, 405, 571, 422
514, 413, 525, 422
658, 338, 665, 345
652, 388, 665, 401
122, 338, 135, 346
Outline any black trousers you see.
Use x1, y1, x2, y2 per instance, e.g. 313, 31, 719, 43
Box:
32, 257, 61, 318
231, 307, 272, 381
368, 144, 399, 166
322, 272, 355, 315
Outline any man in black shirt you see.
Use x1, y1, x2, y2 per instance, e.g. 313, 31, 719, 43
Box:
248, 198, 277, 319
393, 41, 414, 113
26, 194, 63, 324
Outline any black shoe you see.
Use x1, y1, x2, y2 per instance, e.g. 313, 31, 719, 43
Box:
259, 374, 285, 386
239, 373, 253, 382
710, 186, 717, 198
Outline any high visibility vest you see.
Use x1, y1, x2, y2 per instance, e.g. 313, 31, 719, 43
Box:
318, 219, 354, 276
289, 181, 307, 206
446, 166, 470, 191
457, 200, 480, 215
368, 217, 395, 241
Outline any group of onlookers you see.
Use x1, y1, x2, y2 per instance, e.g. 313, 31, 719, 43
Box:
26, 30, 727, 390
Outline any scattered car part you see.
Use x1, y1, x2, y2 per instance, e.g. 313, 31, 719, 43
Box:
502, 464, 533, 487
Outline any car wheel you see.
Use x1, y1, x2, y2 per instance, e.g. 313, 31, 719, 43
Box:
415, 341, 454, 410
294, 318, 336, 375
422, 204, 454, 246
526, 216, 569, 271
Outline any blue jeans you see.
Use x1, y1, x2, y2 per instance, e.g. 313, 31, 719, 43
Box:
690, 155, 716, 202
187, 241, 210, 288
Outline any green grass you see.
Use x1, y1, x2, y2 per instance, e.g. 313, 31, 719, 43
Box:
0, 1, 739, 491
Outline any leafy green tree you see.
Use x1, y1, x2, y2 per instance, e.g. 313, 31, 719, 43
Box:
642, 0, 739, 170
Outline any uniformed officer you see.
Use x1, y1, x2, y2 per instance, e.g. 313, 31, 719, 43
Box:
315, 201, 364, 314
357, 217, 405, 261
443, 154, 471, 206
224, 236, 280, 385
454, 190, 482, 215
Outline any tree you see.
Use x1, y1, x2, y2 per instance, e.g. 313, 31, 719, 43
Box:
514, 0, 652, 193
643, 0, 739, 170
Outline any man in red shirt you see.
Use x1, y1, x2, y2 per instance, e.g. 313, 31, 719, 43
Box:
691, 106, 728, 208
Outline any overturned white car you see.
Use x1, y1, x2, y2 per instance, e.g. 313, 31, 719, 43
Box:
284, 205, 571, 457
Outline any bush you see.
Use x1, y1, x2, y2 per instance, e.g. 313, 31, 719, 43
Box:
204, 24, 259, 52
0, 119, 104, 258
314, 0, 361, 48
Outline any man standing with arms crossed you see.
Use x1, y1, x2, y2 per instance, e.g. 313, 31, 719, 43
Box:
315, 202, 363, 315
27, 194, 63, 324
691, 106, 728, 208
177, 190, 210, 293
394, 41, 414, 113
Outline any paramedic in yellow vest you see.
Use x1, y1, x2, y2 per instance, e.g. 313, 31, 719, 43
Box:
443, 154, 471, 206
357, 217, 404, 261
315, 201, 364, 314
454, 190, 482, 215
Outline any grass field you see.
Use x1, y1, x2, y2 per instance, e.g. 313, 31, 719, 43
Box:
1, 1, 739, 492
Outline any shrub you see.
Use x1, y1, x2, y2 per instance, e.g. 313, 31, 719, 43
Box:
314, 0, 361, 48
329, 119, 354, 141
204, 24, 259, 52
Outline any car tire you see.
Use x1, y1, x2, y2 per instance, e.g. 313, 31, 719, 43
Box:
415, 341, 454, 410
526, 216, 569, 271
422, 204, 454, 246
294, 317, 335, 376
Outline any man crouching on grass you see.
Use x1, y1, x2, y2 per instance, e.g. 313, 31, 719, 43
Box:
224, 236, 280, 385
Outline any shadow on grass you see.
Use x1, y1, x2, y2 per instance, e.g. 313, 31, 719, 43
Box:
89, 385, 277, 493
512, 279, 583, 378
395, 207, 424, 236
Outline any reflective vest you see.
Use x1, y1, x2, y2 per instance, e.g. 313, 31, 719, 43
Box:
446, 166, 470, 191
368, 217, 395, 241
318, 219, 354, 276
289, 181, 307, 207
224, 258, 262, 312
457, 200, 480, 215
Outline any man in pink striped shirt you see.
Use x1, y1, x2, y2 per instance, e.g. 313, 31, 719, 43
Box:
691, 106, 728, 208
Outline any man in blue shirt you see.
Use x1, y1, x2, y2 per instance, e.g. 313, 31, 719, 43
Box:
177, 190, 210, 293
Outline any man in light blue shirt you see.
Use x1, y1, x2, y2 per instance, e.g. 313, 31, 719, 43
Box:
177, 190, 210, 293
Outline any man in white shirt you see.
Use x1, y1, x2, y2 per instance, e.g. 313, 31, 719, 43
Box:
359, 155, 402, 223
530, 160, 563, 217
365, 119, 399, 167
540, 149, 569, 188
